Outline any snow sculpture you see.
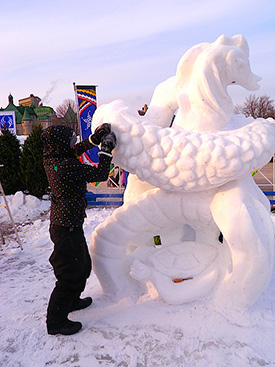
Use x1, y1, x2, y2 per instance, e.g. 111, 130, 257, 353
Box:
89, 35, 275, 310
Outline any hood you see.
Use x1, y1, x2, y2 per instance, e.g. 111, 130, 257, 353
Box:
42, 125, 74, 159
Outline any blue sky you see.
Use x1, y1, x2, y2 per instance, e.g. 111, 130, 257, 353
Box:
1, 0, 275, 111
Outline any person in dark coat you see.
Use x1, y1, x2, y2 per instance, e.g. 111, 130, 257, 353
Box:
42, 123, 116, 336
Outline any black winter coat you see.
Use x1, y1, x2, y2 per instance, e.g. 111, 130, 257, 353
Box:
42, 125, 112, 227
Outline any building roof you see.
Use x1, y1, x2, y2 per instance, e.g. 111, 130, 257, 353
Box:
37, 114, 50, 121
61, 105, 77, 124
22, 107, 32, 121
17, 105, 37, 116
2, 95, 23, 124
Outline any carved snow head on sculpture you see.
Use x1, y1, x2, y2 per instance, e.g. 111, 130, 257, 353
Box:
173, 34, 262, 132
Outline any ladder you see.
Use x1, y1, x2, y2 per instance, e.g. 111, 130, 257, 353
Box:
0, 176, 23, 250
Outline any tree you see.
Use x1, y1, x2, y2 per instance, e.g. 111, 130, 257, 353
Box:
55, 99, 76, 119
0, 128, 24, 195
20, 124, 48, 198
55, 99, 79, 134
234, 94, 275, 119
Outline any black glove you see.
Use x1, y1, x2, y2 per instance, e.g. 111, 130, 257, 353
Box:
90, 123, 111, 145
101, 132, 117, 154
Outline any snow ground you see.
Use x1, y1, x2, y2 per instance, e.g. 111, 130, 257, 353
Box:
0, 193, 275, 367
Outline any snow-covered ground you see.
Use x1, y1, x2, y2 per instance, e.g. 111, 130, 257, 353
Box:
0, 193, 275, 367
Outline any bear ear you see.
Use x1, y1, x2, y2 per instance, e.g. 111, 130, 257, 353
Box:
214, 34, 231, 46
214, 34, 249, 57
231, 34, 249, 57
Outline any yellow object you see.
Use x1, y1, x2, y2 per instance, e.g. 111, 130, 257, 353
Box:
153, 235, 162, 246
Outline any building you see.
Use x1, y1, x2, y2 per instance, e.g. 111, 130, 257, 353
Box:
0, 94, 36, 135
35, 105, 57, 130
18, 94, 41, 108
0, 94, 58, 135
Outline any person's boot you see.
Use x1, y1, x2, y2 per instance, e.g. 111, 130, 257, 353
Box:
70, 297, 93, 312
47, 318, 82, 335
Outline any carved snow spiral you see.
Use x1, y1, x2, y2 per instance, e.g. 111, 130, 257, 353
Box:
93, 100, 275, 192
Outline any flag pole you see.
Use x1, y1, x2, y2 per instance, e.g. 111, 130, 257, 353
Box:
73, 82, 83, 142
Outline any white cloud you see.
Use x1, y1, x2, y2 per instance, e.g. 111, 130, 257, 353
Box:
2, 0, 272, 68
1, 0, 275, 109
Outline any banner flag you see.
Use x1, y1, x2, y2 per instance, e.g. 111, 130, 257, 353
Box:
0, 111, 16, 135
74, 84, 99, 163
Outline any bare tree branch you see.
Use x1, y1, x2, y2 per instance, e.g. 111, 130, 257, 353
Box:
54, 99, 79, 134
234, 94, 275, 119
55, 99, 76, 118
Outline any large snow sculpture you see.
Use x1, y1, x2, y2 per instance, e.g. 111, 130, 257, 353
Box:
89, 35, 275, 310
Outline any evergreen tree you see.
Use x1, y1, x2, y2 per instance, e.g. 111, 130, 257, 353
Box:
20, 124, 48, 198
0, 127, 24, 195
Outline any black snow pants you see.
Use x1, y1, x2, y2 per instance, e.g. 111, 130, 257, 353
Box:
46, 224, 92, 327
